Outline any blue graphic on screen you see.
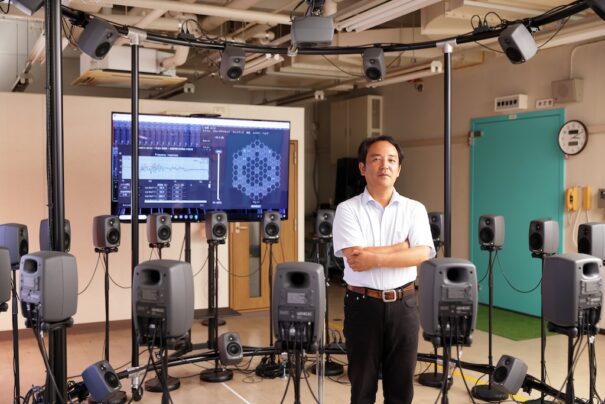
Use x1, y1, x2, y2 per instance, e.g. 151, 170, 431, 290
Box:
111, 113, 290, 222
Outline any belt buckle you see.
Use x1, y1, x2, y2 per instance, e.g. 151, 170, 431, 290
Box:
382, 289, 397, 302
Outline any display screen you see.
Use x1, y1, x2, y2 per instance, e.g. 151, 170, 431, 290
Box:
111, 113, 290, 222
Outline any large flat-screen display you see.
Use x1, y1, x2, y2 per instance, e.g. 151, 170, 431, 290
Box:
111, 112, 290, 222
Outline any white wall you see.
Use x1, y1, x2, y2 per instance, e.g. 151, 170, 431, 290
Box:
0, 93, 304, 331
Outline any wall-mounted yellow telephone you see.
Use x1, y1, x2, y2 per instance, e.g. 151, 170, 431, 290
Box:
566, 186, 579, 211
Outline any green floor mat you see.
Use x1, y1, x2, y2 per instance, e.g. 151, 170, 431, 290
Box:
475, 304, 553, 341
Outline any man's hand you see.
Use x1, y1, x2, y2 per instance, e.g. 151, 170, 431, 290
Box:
344, 248, 378, 272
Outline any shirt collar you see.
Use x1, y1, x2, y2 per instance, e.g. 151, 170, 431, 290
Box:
361, 187, 403, 207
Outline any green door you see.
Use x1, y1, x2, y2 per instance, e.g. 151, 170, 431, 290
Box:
469, 109, 565, 316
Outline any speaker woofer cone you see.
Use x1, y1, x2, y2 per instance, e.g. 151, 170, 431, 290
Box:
479, 227, 494, 244
430, 224, 440, 240
578, 237, 591, 255
104, 372, 120, 388
365, 66, 382, 81
265, 223, 279, 237
107, 229, 120, 245
19, 240, 29, 256
213, 224, 227, 239
158, 226, 171, 241
227, 67, 243, 80
493, 366, 509, 383
529, 233, 543, 251
227, 342, 241, 355
318, 222, 332, 237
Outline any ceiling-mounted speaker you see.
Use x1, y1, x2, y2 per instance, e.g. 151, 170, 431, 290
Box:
220, 46, 246, 82
498, 23, 537, 64
586, 0, 605, 21
363, 48, 385, 81
78, 18, 119, 60
12, 0, 44, 16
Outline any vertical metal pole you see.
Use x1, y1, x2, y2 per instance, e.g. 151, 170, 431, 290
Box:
443, 43, 453, 258
185, 222, 191, 263
207, 242, 216, 349
130, 37, 141, 368
104, 252, 110, 362
45, 0, 67, 402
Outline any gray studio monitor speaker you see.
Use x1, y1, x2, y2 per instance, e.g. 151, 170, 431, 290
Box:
492, 355, 528, 395
0, 248, 11, 306
478, 215, 505, 248
78, 18, 118, 60
529, 219, 559, 255
146, 213, 171, 245
12, 0, 44, 16
498, 23, 537, 64
315, 209, 335, 239
0, 223, 29, 266
82, 360, 121, 402
363, 48, 385, 81
578, 222, 605, 261
40, 219, 71, 252
262, 211, 281, 242
205, 211, 228, 242
273, 262, 325, 351
217, 332, 243, 366
418, 258, 478, 346
93, 215, 121, 249
220, 46, 246, 82
19, 251, 78, 323
133, 260, 194, 342
543, 253, 603, 328
428, 212, 444, 245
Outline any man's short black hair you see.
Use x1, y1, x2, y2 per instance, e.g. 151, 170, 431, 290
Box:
357, 135, 404, 165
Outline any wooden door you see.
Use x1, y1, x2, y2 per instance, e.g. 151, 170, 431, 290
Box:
229, 141, 298, 311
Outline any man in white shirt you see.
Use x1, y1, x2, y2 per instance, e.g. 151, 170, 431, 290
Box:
333, 135, 435, 404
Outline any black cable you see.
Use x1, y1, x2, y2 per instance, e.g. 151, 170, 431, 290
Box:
0, 0, 10, 14
290, 0, 305, 22
178, 234, 186, 261
537, 16, 570, 48
496, 254, 541, 294
217, 247, 265, 278
78, 253, 102, 295
455, 320, 478, 404
193, 256, 208, 278
108, 272, 131, 289
321, 55, 364, 78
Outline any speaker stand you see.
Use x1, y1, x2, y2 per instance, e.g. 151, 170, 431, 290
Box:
418, 345, 453, 390
525, 254, 556, 404
200, 360, 234, 383
10, 268, 21, 404
310, 238, 343, 377
93, 247, 127, 404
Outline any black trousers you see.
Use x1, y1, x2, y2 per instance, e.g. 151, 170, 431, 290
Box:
344, 289, 419, 404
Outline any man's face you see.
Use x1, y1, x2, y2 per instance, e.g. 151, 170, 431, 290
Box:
359, 140, 401, 190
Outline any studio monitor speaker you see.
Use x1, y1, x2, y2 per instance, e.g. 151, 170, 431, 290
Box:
93, 215, 121, 249
273, 262, 325, 351
220, 46, 246, 82
19, 251, 78, 323
542, 253, 602, 328
363, 48, 385, 81
217, 332, 243, 366
262, 211, 281, 242
529, 219, 559, 255
146, 213, 171, 245
0, 248, 11, 306
0, 223, 29, 266
478, 215, 505, 248
428, 212, 444, 245
492, 355, 528, 395
40, 219, 71, 252
315, 209, 335, 239
578, 222, 605, 261
418, 258, 478, 346
205, 211, 228, 242
133, 260, 194, 341
12, 0, 44, 16
78, 18, 119, 60
498, 23, 537, 64
82, 360, 121, 402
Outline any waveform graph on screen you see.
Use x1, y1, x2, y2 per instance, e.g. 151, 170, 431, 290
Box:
122, 156, 210, 181
232, 140, 282, 202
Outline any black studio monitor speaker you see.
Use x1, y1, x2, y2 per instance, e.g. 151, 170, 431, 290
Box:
220, 46, 246, 82
315, 209, 335, 239
418, 258, 478, 346
133, 260, 194, 342
478, 215, 505, 248
40, 219, 71, 252
578, 222, 605, 261
19, 251, 78, 323
498, 23, 537, 64
0, 223, 29, 266
0, 248, 11, 306
542, 253, 603, 328
146, 213, 171, 245
529, 219, 559, 255
205, 211, 228, 242
78, 18, 118, 60
93, 215, 121, 249
492, 355, 528, 395
217, 332, 243, 366
428, 212, 444, 245
82, 360, 121, 402
363, 48, 385, 81
262, 211, 281, 242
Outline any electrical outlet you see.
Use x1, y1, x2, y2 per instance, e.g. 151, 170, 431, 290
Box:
536, 98, 555, 109
494, 94, 528, 112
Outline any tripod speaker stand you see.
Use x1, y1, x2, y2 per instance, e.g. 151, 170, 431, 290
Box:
200, 239, 233, 382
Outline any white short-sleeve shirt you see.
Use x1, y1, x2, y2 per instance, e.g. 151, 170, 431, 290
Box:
332, 188, 436, 290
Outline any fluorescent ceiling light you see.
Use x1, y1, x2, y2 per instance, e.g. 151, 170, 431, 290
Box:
336, 0, 441, 32
366, 60, 443, 88
242, 54, 284, 76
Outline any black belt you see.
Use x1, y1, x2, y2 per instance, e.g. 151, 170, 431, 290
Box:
346, 282, 415, 302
